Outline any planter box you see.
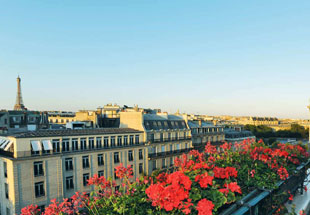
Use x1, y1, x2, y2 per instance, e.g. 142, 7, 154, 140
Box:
220, 161, 309, 215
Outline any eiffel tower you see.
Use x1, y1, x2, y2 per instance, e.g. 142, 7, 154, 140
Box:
14, 76, 26, 111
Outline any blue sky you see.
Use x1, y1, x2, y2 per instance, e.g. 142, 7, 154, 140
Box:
0, 1, 310, 119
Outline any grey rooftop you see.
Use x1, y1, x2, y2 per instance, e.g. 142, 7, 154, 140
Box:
6, 128, 142, 138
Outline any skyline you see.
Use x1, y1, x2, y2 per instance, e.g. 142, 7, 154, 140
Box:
1, 1, 310, 118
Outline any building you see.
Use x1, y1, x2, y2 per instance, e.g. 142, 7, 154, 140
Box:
47, 111, 76, 125
0, 110, 48, 134
238, 116, 279, 126
0, 128, 145, 214
224, 128, 256, 144
120, 110, 192, 173
186, 120, 225, 151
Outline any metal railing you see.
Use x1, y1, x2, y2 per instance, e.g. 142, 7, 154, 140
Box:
148, 136, 191, 143
0, 150, 14, 158
148, 148, 193, 159
219, 160, 310, 215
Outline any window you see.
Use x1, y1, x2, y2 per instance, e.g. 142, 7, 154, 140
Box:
114, 152, 120, 164
5, 183, 8, 199
152, 160, 156, 171
83, 173, 89, 186
139, 163, 143, 174
65, 158, 73, 171
66, 176, 74, 190
124, 136, 128, 146
89, 138, 94, 149
161, 145, 165, 152
162, 159, 166, 168
72, 138, 78, 151
96, 137, 102, 148
34, 161, 44, 176
129, 135, 134, 145
184, 132, 187, 139
98, 170, 104, 177
170, 145, 173, 151
170, 157, 173, 166
176, 144, 180, 150
35, 182, 45, 197
111, 136, 116, 147
30, 141, 40, 155
62, 139, 70, 152
185, 143, 188, 149
160, 133, 163, 142
135, 135, 139, 144
80, 138, 87, 150
151, 146, 156, 154
128, 150, 133, 161
98, 154, 104, 166
139, 149, 143, 160
82, 156, 90, 169
104, 137, 109, 148
53, 140, 60, 153
4, 161, 7, 178
168, 133, 171, 141
117, 136, 122, 146
175, 133, 178, 140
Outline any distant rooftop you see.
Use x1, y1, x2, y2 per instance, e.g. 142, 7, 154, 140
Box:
143, 114, 184, 121
187, 120, 218, 128
7, 128, 142, 138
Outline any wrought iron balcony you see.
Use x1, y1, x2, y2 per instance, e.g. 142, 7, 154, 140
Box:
148, 136, 191, 144
148, 148, 193, 160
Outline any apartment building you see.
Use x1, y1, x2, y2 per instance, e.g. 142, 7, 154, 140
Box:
0, 128, 145, 215
120, 111, 193, 174
187, 120, 225, 151
224, 128, 256, 143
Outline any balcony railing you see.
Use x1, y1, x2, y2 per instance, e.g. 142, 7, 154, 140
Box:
148, 136, 191, 144
148, 148, 193, 160
0, 150, 14, 158
219, 161, 310, 215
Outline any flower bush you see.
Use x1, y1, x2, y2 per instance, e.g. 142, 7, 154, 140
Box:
21, 139, 309, 215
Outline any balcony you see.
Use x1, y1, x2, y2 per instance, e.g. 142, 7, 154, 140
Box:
0, 150, 14, 158
148, 148, 193, 160
219, 161, 310, 215
148, 136, 191, 144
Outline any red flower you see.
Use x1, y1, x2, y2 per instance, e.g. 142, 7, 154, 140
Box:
21, 205, 40, 215
277, 166, 289, 180
115, 163, 133, 179
219, 188, 229, 195
289, 194, 293, 201
196, 198, 214, 215
305, 186, 308, 192
226, 182, 242, 194
213, 167, 228, 179
213, 166, 238, 179
250, 169, 255, 178
205, 142, 217, 154
195, 173, 214, 188
145, 171, 192, 212
44, 198, 74, 215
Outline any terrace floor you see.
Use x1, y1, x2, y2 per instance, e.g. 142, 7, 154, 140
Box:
286, 170, 310, 214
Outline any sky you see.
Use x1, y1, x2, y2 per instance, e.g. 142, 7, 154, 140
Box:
0, 1, 310, 119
